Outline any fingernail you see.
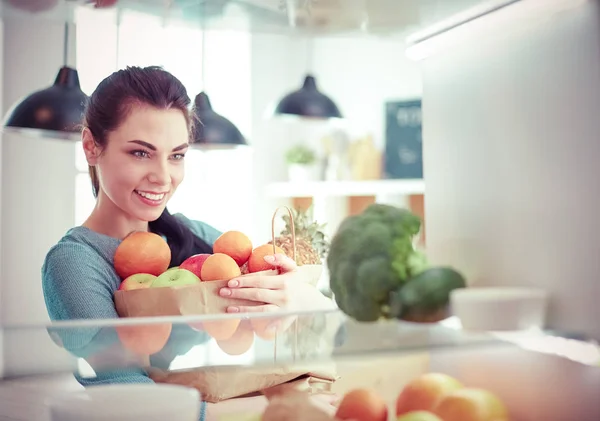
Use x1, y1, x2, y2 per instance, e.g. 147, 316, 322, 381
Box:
220, 288, 231, 296
228, 280, 239, 287
227, 306, 239, 313
264, 255, 275, 263
266, 323, 279, 333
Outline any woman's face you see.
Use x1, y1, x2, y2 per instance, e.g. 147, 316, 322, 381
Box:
85, 105, 189, 222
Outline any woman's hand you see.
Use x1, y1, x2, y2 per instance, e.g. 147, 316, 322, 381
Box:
218, 253, 333, 314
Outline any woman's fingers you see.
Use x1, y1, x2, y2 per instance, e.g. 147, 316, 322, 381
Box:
264, 253, 297, 273
227, 272, 285, 289
220, 287, 286, 306
227, 304, 279, 313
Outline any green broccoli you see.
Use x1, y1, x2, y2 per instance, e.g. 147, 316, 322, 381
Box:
327, 204, 429, 322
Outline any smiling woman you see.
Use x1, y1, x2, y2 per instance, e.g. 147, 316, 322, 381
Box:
41, 65, 336, 421
79, 66, 211, 267
42, 66, 220, 421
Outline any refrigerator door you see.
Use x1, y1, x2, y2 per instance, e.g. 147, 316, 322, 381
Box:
409, 0, 600, 340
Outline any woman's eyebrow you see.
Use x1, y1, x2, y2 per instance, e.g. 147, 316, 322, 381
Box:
127, 139, 155, 150
127, 140, 188, 152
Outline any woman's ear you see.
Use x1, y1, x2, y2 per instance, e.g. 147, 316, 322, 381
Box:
82, 128, 100, 165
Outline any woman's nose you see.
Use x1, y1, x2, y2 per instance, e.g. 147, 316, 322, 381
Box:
147, 160, 170, 185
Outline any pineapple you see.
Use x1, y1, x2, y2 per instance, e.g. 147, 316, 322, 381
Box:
268, 206, 329, 266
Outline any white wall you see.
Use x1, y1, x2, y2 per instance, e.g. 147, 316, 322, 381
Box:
251, 33, 423, 170
248, 33, 313, 242
248, 33, 422, 240
0, 19, 83, 378
1, 20, 78, 326
169, 30, 255, 238
311, 35, 422, 149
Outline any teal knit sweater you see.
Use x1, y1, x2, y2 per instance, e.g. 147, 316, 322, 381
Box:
42, 213, 222, 421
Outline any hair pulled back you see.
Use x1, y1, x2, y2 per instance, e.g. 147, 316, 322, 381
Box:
83, 65, 212, 266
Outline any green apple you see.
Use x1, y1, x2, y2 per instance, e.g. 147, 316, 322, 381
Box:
397, 411, 443, 421
118, 273, 157, 291
151, 268, 201, 288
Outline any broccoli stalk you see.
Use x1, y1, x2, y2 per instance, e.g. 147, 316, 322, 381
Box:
327, 204, 426, 322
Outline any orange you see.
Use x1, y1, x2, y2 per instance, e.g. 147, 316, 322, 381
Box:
250, 318, 278, 341
115, 322, 172, 356
247, 244, 285, 273
215, 321, 255, 355
396, 373, 463, 415
200, 253, 242, 281
432, 388, 509, 421
213, 230, 253, 266
114, 231, 171, 279
336, 388, 388, 421
203, 319, 241, 341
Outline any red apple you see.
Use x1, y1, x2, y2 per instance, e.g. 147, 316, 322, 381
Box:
118, 273, 156, 291
180, 253, 211, 279
7, 0, 58, 13
93, 0, 118, 8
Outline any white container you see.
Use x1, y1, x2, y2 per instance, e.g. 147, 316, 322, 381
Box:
46, 384, 200, 421
296, 263, 323, 287
451, 287, 549, 331
287, 163, 318, 182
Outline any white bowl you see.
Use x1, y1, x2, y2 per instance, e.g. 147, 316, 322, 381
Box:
46, 384, 200, 421
450, 287, 549, 331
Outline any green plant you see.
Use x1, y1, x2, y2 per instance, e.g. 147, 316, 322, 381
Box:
284, 145, 316, 165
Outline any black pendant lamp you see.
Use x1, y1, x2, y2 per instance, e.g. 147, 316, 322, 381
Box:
274, 74, 342, 119
192, 92, 247, 148
3, 23, 87, 140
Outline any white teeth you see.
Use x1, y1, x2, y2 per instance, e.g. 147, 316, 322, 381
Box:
136, 191, 165, 201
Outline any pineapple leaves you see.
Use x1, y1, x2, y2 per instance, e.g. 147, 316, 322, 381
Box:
279, 206, 330, 260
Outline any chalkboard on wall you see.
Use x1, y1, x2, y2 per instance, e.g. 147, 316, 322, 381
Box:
384, 99, 423, 179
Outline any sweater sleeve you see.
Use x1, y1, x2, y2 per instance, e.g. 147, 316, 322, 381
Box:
42, 241, 153, 366
42, 241, 208, 420
42, 241, 122, 356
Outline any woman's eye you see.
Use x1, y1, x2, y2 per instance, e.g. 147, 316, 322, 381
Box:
131, 150, 150, 159
171, 153, 186, 161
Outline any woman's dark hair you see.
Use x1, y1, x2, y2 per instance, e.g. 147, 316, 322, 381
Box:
83, 65, 213, 266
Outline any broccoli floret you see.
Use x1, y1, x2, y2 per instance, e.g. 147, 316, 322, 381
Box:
327, 204, 427, 322
405, 249, 429, 277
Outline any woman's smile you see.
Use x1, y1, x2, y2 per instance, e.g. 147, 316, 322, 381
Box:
134, 189, 168, 207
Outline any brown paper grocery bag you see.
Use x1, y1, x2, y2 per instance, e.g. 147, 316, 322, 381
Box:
112, 206, 337, 402
147, 362, 338, 403
114, 275, 274, 318
113, 276, 338, 402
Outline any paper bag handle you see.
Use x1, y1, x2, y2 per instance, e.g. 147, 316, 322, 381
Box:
271, 205, 296, 264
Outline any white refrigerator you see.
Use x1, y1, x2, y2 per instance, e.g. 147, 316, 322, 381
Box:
408, 0, 600, 342
408, 2, 600, 418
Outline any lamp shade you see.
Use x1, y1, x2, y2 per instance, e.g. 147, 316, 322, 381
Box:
192, 92, 247, 148
3, 66, 88, 140
274, 74, 342, 119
